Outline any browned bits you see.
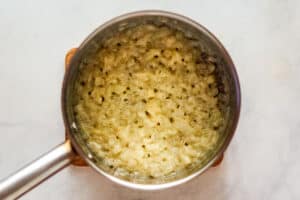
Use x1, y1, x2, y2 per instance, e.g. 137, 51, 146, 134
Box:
201, 52, 208, 59
145, 111, 151, 118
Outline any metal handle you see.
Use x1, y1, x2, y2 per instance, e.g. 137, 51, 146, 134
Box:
0, 140, 74, 200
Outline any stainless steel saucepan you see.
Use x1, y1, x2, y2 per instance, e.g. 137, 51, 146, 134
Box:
0, 10, 241, 199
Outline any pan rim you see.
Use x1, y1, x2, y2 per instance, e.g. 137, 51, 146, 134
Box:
61, 9, 241, 190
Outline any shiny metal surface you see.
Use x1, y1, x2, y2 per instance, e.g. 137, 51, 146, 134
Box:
0, 141, 74, 199
62, 10, 241, 190
0, 10, 241, 198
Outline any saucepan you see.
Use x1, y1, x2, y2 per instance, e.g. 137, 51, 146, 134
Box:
0, 10, 241, 199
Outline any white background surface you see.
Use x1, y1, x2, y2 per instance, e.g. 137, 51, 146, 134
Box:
0, 0, 300, 199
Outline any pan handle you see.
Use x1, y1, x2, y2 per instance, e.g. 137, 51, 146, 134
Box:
0, 140, 74, 199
